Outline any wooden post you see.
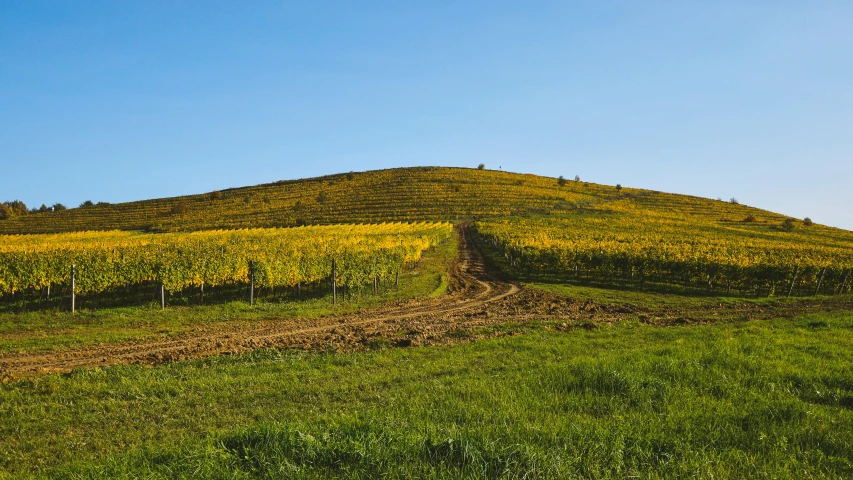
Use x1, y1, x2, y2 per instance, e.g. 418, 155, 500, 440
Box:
787, 266, 799, 298
815, 267, 827, 296
200, 283, 204, 304
71, 264, 76, 313
839, 269, 850, 295
395, 270, 399, 287
46, 284, 50, 301
297, 282, 301, 297
161, 284, 165, 309
331, 258, 337, 305
249, 260, 255, 306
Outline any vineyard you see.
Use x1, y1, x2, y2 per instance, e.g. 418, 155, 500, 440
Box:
0, 167, 649, 234
475, 201, 853, 297
0, 222, 451, 306
3, 166, 853, 300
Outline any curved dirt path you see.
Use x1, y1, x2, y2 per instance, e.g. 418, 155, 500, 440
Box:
0, 226, 520, 377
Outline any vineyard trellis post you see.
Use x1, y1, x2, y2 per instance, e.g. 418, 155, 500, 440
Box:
70, 264, 76, 313
160, 284, 165, 310
331, 258, 337, 305
815, 267, 827, 296
787, 266, 799, 298
839, 269, 850, 295
249, 260, 255, 306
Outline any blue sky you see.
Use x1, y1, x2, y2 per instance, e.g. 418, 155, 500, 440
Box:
2, 1, 851, 229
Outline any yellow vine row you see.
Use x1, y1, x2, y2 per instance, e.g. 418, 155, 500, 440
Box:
0, 222, 452, 294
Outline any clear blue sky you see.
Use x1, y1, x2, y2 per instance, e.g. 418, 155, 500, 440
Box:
2, 1, 851, 229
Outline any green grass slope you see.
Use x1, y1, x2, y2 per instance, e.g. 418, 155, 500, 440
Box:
0, 166, 827, 234
3, 312, 852, 478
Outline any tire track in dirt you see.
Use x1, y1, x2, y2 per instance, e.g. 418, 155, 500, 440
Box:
0, 226, 519, 378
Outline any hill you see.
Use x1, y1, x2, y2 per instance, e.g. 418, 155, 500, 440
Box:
0, 166, 827, 235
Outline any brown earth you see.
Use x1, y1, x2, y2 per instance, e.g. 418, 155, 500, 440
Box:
1, 227, 851, 380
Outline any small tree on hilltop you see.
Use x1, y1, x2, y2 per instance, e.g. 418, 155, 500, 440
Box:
51, 203, 67, 212
79, 200, 94, 208
477, 163, 485, 170
1, 200, 29, 219
729, 198, 739, 205
558, 176, 566, 186
781, 218, 796, 232
803, 217, 813, 226
615, 184, 622, 191
574, 175, 580, 182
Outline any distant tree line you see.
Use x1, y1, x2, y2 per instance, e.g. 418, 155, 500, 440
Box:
0, 199, 110, 220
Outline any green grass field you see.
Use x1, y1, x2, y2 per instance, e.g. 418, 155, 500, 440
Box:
2, 310, 851, 478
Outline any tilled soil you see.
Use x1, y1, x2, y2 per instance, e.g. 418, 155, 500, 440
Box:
2, 227, 851, 380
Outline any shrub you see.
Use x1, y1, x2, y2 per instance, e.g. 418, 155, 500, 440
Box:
558, 176, 566, 186
781, 218, 795, 232
729, 198, 739, 205
803, 217, 813, 227
79, 200, 94, 208
317, 192, 328, 203
477, 164, 485, 170
51, 203, 67, 212
742, 214, 756, 223
616, 184, 622, 191
1, 201, 30, 219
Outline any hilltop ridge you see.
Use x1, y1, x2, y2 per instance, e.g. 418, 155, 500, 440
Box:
0, 166, 823, 235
